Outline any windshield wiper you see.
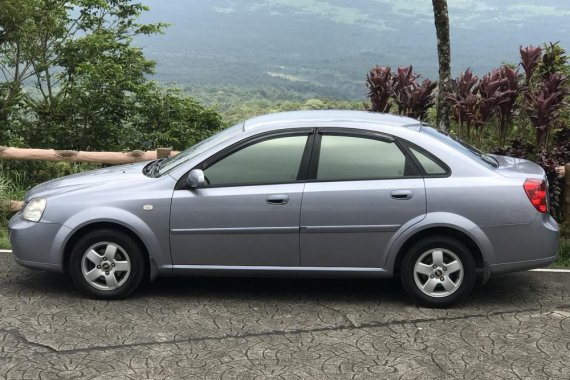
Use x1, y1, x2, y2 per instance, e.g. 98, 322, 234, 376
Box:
150, 158, 167, 177
143, 158, 166, 177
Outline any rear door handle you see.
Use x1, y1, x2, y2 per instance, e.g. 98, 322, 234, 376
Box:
266, 194, 289, 205
391, 189, 413, 200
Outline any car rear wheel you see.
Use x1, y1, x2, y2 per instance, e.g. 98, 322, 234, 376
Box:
69, 229, 145, 299
400, 236, 476, 307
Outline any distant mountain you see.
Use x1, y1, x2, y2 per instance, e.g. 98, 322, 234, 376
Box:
135, 0, 570, 99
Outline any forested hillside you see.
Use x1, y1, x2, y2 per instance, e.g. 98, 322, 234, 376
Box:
137, 0, 570, 101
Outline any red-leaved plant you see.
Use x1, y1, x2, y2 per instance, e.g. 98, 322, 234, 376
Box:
446, 66, 521, 143
366, 66, 393, 113
520, 45, 542, 86
477, 69, 504, 132
524, 72, 568, 147
446, 68, 479, 138
367, 65, 437, 121
495, 65, 521, 145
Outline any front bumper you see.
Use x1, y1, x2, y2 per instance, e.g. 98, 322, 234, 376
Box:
8, 213, 69, 273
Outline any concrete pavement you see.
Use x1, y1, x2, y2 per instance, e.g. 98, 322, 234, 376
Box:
0, 252, 568, 379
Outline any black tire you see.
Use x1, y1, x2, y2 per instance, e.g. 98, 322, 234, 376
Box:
69, 229, 145, 299
400, 236, 476, 308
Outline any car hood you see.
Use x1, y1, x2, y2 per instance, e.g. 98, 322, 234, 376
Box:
26, 161, 151, 200
490, 154, 545, 179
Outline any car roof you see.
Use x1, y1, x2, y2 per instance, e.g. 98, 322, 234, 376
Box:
242, 110, 422, 131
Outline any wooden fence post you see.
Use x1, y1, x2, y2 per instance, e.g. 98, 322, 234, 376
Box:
156, 148, 172, 159
566, 164, 570, 223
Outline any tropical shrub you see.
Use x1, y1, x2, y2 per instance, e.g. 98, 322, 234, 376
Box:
367, 65, 437, 121
520, 44, 568, 148
366, 66, 394, 113
446, 68, 479, 139
0, 0, 223, 152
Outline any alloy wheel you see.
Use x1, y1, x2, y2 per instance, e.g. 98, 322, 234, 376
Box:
413, 248, 464, 298
81, 242, 131, 291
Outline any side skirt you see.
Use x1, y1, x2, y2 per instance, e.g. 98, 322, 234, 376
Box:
167, 265, 392, 279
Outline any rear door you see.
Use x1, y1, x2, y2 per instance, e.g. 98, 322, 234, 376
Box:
300, 129, 427, 268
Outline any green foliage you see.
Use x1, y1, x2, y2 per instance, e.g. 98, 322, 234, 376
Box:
0, 0, 222, 151
554, 224, 570, 268
0, 170, 18, 205
0, 164, 22, 249
128, 85, 223, 150
0, 161, 101, 189
0, 229, 9, 249
189, 85, 365, 126
537, 42, 570, 78
0, 164, 24, 248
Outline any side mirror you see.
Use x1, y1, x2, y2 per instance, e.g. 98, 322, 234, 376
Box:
187, 169, 206, 189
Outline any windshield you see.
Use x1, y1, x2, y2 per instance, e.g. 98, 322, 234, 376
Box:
420, 126, 498, 168
156, 123, 244, 176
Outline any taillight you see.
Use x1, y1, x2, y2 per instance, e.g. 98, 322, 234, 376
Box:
523, 178, 548, 213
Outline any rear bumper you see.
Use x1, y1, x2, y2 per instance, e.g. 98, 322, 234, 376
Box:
483, 213, 559, 275
489, 254, 558, 275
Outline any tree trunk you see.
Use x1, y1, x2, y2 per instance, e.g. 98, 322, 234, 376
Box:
432, 0, 451, 131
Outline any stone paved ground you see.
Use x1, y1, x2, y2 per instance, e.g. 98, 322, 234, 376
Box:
0, 253, 568, 379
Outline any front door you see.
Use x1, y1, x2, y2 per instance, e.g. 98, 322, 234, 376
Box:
170, 132, 312, 266
300, 131, 427, 268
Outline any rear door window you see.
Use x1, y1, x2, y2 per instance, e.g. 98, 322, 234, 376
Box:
316, 134, 418, 181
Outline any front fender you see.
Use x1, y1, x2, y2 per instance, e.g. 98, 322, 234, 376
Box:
58, 207, 171, 272
382, 212, 495, 272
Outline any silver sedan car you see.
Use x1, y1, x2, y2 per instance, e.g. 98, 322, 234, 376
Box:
9, 111, 559, 306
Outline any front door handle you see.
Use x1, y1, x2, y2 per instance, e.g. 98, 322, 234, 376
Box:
391, 189, 413, 200
266, 194, 289, 205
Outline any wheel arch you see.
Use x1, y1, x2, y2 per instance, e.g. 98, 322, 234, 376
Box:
386, 212, 495, 276
56, 205, 170, 281
62, 222, 152, 276
392, 226, 485, 275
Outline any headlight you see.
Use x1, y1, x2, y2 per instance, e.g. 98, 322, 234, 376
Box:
22, 198, 47, 222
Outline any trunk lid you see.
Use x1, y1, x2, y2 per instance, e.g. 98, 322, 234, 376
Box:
489, 154, 545, 179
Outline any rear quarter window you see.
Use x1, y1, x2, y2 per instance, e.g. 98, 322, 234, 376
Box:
408, 146, 448, 175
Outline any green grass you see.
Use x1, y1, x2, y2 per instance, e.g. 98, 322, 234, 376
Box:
0, 226, 9, 250
553, 224, 570, 268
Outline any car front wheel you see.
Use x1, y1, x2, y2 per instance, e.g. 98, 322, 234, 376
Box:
400, 236, 476, 307
69, 229, 145, 299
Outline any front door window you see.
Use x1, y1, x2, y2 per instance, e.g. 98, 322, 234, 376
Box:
204, 135, 308, 186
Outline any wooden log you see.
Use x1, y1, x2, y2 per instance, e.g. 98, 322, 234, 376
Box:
0, 147, 180, 165
10, 200, 23, 212
0, 200, 23, 212
0, 147, 183, 213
